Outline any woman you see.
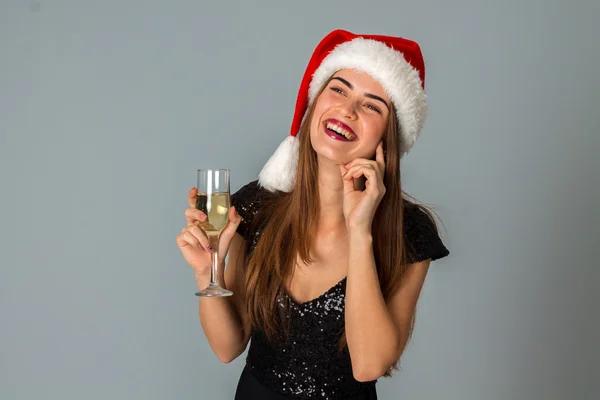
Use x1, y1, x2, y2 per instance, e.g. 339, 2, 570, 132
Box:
177, 29, 449, 399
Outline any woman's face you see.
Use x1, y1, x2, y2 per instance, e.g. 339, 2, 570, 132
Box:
309, 69, 391, 164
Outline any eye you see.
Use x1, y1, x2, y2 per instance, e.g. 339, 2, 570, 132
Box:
330, 86, 346, 95
365, 103, 382, 114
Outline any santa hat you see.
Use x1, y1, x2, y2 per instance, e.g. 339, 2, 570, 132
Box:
258, 29, 428, 193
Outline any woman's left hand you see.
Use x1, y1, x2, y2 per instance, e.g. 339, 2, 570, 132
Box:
339, 141, 386, 233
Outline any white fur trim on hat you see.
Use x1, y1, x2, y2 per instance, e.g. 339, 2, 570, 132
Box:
308, 38, 427, 154
258, 37, 427, 193
258, 135, 299, 192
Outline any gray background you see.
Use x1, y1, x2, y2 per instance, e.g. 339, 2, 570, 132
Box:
1, 0, 598, 399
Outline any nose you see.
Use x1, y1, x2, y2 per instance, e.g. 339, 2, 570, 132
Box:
337, 100, 358, 120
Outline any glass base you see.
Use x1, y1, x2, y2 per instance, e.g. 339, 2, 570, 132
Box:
195, 283, 233, 297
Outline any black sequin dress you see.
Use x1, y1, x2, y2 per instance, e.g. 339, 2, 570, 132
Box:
230, 180, 449, 400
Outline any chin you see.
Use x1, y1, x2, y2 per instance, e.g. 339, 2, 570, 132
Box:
313, 146, 351, 165
310, 128, 356, 164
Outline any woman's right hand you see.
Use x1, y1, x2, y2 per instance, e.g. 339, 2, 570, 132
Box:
176, 187, 242, 277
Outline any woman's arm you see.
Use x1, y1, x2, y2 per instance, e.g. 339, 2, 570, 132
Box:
341, 144, 435, 381
198, 233, 251, 363
345, 229, 430, 381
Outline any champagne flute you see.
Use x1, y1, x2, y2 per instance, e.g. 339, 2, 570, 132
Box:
195, 169, 233, 297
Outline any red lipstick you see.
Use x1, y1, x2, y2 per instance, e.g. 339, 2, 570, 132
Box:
323, 118, 357, 141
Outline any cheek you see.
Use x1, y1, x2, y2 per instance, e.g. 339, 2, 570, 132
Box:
312, 96, 333, 117
362, 118, 387, 141
309, 97, 333, 134
308, 114, 322, 147
358, 119, 387, 158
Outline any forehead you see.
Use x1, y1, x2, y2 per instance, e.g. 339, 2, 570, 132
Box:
330, 69, 389, 99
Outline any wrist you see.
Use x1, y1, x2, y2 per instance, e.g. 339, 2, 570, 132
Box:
346, 217, 374, 234
347, 221, 372, 236
348, 228, 373, 244
194, 273, 210, 290
194, 261, 226, 289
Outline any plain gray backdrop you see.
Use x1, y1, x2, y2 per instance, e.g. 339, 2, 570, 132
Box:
1, 0, 598, 399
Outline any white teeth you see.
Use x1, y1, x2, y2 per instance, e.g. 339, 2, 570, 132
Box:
326, 122, 354, 140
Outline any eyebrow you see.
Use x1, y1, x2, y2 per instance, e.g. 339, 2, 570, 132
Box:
331, 76, 390, 110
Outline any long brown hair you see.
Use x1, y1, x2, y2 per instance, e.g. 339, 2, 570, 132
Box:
241, 76, 440, 377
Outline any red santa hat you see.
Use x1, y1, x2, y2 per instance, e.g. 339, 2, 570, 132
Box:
258, 29, 428, 192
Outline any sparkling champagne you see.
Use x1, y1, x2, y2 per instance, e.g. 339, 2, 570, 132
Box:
196, 192, 230, 235
195, 168, 232, 297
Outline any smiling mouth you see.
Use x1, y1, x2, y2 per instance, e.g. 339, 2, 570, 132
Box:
323, 119, 357, 141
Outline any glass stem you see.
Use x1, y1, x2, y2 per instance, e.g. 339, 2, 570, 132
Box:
209, 234, 219, 286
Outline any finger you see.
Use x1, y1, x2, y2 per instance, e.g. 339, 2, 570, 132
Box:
344, 158, 375, 170
340, 164, 356, 194
343, 164, 378, 180
188, 187, 198, 208
347, 166, 385, 197
224, 206, 242, 233
375, 141, 385, 173
185, 207, 207, 226
219, 207, 243, 249
177, 229, 204, 249
344, 162, 376, 172
345, 165, 376, 180
187, 225, 212, 251
344, 165, 378, 187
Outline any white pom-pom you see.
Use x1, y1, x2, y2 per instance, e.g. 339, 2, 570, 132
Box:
258, 135, 299, 193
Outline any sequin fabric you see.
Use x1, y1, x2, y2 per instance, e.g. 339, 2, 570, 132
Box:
231, 180, 449, 399
246, 277, 370, 399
